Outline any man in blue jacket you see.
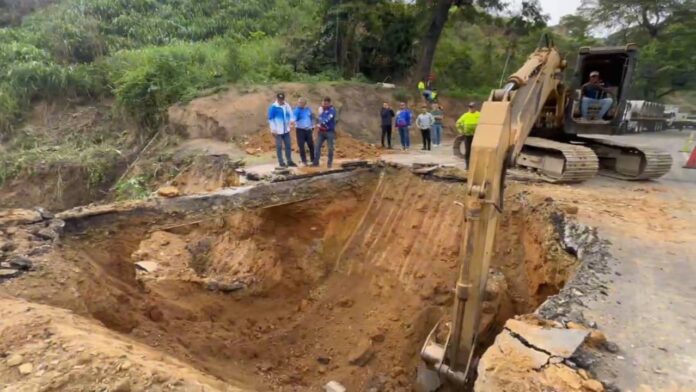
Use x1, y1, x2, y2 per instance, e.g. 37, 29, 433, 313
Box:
293, 97, 315, 166
267, 92, 297, 167
395, 102, 412, 150
313, 96, 338, 168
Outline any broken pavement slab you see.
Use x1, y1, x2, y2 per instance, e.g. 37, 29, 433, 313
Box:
506, 318, 590, 358
347, 337, 375, 366
134, 261, 159, 273
476, 318, 602, 392
0, 209, 43, 227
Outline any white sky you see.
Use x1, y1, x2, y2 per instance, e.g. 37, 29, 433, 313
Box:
537, 0, 583, 25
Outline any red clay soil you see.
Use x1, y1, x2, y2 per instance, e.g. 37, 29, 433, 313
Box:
0, 170, 580, 391
239, 129, 385, 160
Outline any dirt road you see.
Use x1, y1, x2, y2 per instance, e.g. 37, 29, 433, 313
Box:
535, 130, 696, 391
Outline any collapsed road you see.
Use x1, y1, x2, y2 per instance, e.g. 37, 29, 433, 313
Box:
0, 163, 626, 391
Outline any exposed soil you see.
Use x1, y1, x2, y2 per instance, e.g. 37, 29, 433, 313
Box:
168, 82, 468, 145
240, 129, 384, 160
0, 101, 137, 210
0, 168, 580, 391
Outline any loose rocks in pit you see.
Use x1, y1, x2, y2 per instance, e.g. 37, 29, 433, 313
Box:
0, 168, 581, 391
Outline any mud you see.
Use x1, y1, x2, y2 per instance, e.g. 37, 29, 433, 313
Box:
1, 167, 584, 391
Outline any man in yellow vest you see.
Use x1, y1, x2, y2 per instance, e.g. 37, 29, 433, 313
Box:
455, 102, 480, 169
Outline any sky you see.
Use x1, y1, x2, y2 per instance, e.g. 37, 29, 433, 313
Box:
537, 0, 583, 25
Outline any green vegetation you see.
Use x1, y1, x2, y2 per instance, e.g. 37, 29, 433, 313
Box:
0, 0, 324, 133
3, 0, 689, 135
114, 176, 150, 200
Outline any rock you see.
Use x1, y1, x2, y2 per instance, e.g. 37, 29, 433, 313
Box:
48, 219, 66, 235
347, 338, 374, 366
28, 245, 51, 257
0, 268, 21, 279
147, 306, 164, 322
152, 371, 170, 384
34, 207, 54, 220
323, 381, 346, 392
134, 261, 159, 273
218, 281, 246, 292
6, 354, 23, 367
34, 228, 59, 241
587, 330, 607, 348
245, 148, 258, 155
370, 332, 385, 343
0, 240, 14, 252
18, 363, 33, 375
317, 356, 331, 365
8, 256, 33, 271
564, 205, 580, 215
604, 341, 620, 353
337, 298, 354, 308
119, 361, 132, 371
112, 379, 131, 392
205, 280, 245, 293
157, 186, 180, 198
506, 319, 589, 358
0, 209, 43, 227
246, 172, 261, 181
582, 379, 605, 392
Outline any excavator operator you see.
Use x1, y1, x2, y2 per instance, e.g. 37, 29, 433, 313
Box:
581, 71, 614, 120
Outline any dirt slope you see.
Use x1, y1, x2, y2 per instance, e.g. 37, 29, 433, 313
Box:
168, 82, 469, 145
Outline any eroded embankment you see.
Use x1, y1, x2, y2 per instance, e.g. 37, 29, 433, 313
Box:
1, 167, 580, 391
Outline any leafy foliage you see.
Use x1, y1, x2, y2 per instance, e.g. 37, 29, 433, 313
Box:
581, 0, 695, 98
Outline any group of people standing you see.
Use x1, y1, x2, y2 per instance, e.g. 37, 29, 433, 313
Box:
268, 91, 482, 170
268, 92, 337, 168
380, 102, 445, 151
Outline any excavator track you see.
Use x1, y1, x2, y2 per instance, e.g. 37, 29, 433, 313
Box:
517, 137, 599, 182
578, 136, 673, 180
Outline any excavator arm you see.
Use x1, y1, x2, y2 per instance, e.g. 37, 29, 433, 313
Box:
419, 36, 567, 390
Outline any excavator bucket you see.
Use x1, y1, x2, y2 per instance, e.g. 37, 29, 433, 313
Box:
417, 320, 445, 391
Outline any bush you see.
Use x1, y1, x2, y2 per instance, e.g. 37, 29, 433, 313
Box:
108, 42, 227, 126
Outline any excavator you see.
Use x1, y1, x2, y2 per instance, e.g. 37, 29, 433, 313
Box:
418, 36, 673, 390
452, 37, 673, 182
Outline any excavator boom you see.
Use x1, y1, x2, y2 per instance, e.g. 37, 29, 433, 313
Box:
419, 36, 569, 389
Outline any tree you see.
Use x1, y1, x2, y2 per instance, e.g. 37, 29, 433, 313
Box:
580, 0, 691, 38
303, 0, 417, 80
581, 0, 695, 98
416, 0, 548, 83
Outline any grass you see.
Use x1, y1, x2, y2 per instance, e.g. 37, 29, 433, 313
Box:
0, 142, 123, 188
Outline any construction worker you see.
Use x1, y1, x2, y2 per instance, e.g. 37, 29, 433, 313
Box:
455, 102, 480, 169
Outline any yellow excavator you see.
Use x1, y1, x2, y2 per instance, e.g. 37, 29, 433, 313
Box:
452, 37, 672, 182
418, 36, 672, 390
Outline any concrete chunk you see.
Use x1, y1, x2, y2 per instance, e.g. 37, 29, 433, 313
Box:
495, 330, 551, 369
134, 261, 159, 273
323, 381, 346, 392
506, 319, 589, 358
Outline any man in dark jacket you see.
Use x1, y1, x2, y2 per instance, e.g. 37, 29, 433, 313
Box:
380, 102, 395, 149
313, 97, 338, 168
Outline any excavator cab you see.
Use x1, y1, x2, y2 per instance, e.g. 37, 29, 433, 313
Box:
566, 44, 639, 135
